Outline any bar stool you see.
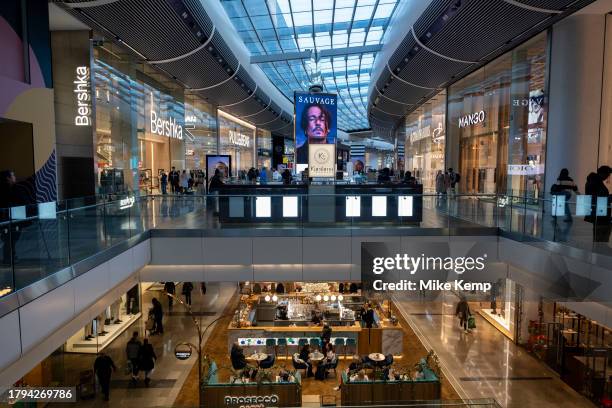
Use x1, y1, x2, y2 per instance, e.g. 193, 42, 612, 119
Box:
345, 338, 357, 356
334, 337, 346, 358
266, 338, 276, 357
298, 338, 309, 352
276, 338, 288, 360
309, 337, 321, 351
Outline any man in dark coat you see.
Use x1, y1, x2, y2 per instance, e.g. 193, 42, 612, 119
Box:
585, 165, 612, 243
94, 352, 116, 401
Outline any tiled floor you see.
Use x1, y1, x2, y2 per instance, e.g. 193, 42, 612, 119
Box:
55, 282, 237, 407
394, 291, 595, 408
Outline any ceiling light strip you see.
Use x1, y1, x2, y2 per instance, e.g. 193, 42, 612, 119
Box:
149, 27, 216, 64
218, 84, 259, 108
386, 63, 437, 90
410, 26, 478, 64
241, 97, 272, 118
374, 85, 414, 106
255, 111, 283, 126
501, 0, 563, 14
64, 0, 121, 8
190, 63, 241, 91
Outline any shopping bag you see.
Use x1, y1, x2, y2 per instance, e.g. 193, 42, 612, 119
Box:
146, 318, 155, 331
468, 316, 476, 329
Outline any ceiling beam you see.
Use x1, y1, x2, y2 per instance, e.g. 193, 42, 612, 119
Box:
250, 44, 383, 64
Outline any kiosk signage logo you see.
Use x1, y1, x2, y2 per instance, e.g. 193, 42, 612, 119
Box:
74, 66, 91, 126
308, 144, 335, 177
150, 93, 183, 140
224, 394, 279, 407
458, 110, 486, 128
119, 196, 135, 210
229, 130, 250, 147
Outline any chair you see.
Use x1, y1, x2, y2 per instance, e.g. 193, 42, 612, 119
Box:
259, 355, 275, 369
327, 356, 339, 377
276, 338, 288, 360
298, 338, 309, 348
266, 338, 276, 356
309, 337, 321, 351
382, 354, 394, 368
345, 338, 357, 355
292, 353, 308, 376
334, 338, 346, 357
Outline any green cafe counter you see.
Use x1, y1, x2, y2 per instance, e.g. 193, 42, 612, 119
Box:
201, 361, 302, 407
340, 359, 441, 406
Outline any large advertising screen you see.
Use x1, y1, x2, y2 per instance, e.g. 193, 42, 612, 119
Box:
206, 155, 231, 184
294, 92, 337, 174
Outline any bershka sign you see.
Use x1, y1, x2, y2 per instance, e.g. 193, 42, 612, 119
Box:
229, 130, 250, 147
74, 66, 91, 126
150, 93, 183, 140
458, 110, 486, 128
224, 394, 279, 407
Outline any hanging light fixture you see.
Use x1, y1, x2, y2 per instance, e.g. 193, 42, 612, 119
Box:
272, 295, 278, 302
338, 295, 344, 301
323, 295, 329, 302
315, 294, 322, 302
265, 295, 271, 302
331, 295, 337, 301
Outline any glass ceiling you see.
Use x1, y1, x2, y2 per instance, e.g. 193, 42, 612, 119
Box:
219, 0, 400, 132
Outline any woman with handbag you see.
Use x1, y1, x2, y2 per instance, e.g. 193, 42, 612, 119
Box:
551, 168, 578, 222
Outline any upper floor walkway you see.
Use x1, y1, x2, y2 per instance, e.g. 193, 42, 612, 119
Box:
0, 190, 610, 300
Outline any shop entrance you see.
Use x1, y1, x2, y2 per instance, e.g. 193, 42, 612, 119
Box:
138, 136, 169, 194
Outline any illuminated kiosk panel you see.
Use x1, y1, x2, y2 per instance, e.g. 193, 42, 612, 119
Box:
256, 197, 272, 218
283, 196, 298, 218
372, 196, 387, 217
398, 196, 413, 217
346, 196, 361, 217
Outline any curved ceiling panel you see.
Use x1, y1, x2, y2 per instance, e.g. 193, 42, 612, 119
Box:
54, 0, 293, 135
368, 0, 596, 135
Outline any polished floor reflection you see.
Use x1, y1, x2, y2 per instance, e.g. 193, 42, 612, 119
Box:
394, 292, 594, 408
56, 282, 236, 407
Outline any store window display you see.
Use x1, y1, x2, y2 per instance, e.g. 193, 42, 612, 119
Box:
218, 110, 255, 178
92, 44, 217, 194
447, 32, 548, 198
65, 285, 141, 353
404, 90, 446, 191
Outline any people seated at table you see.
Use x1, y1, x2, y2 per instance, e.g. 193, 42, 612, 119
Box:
277, 368, 295, 383
349, 355, 363, 372
316, 345, 338, 380
230, 343, 248, 370
384, 366, 400, 381
298, 344, 314, 377
349, 369, 369, 382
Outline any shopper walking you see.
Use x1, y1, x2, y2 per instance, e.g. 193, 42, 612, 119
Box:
200, 282, 207, 296
448, 168, 460, 195
125, 331, 141, 383
551, 168, 578, 222
163, 281, 176, 311
93, 352, 116, 401
169, 167, 180, 194
182, 282, 194, 306
138, 338, 157, 387
151, 298, 164, 334
282, 169, 292, 185
260, 167, 268, 184
456, 297, 471, 333
180, 170, 189, 193
160, 171, 168, 195
272, 168, 282, 182
585, 165, 612, 243
435, 170, 445, 196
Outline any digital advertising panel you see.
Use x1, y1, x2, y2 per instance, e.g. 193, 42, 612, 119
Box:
206, 155, 231, 183
294, 92, 337, 173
